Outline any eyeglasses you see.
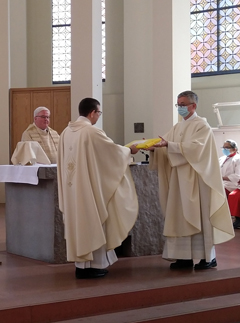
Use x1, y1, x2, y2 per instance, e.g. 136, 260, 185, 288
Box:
36, 115, 50, 119
175, 103, 193, 108
96, 111, 102, 115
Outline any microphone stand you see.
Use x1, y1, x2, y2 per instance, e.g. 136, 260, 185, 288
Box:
140, 150, 149, 164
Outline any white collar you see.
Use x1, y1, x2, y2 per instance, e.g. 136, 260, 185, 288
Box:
77, 116, 91, 124
182, 111, 198, 122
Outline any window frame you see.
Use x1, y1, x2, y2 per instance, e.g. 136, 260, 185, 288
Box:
191, 0, 240, 78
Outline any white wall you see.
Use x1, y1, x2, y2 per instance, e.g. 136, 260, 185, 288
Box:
27, 0, 52, 87
102, 0, 124, 144
9, 0, 27, 88
124, 0, 191, 165
192, 74, 240, 127
124, 0, 154, 147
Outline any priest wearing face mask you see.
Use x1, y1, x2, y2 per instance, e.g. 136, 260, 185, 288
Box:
219, 139, 240, 229
147, 90, 234, 270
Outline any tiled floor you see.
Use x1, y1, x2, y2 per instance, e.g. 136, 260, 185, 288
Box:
1, 203, 240, 322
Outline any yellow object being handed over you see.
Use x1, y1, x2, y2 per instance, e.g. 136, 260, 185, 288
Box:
125, 138, 161, 149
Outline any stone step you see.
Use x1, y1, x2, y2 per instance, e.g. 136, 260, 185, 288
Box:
57, 293, 240, 323
1, 275, 240, 323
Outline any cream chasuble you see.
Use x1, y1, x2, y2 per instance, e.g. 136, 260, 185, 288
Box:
150, 114, 234, 261
57, 117, 138, 262
21, 123, 59, 163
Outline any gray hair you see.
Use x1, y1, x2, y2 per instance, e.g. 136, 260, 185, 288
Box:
225, 139, 238, 151
34, 106, 50, 117
177, 91, 198, 106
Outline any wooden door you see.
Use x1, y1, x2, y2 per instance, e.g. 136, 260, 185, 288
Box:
31, 90, 52, 117
10, 86, 71, 160
10, 90, 31, 156
52, 88, 71, 135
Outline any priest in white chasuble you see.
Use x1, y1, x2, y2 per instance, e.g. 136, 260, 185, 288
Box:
21, 106, 59, 164
57, 97, 139, 279
148, 91, 235, 270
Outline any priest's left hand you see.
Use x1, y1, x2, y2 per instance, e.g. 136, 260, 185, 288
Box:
153, 136, 168, 148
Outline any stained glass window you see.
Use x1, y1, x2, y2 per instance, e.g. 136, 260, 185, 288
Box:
52, 0, 106, 84
191, 0, 240, 76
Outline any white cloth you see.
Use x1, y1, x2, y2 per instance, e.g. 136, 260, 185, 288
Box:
75, 245, 118, 269
219, 153, 240, 192
162, 176, 216, 262
0, 164, 55, 185
11, 141, 51, 166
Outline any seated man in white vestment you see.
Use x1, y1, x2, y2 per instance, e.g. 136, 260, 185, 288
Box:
21, 106, 59, 164
57, 97, 139, 279
147, 90, 235, 270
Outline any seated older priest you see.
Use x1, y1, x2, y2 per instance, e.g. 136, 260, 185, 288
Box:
21, 106, 59, 164
57, 97, 139, 279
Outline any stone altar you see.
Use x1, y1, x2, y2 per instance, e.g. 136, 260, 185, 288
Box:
129, 164, 164, 257
5, 165, 165, 263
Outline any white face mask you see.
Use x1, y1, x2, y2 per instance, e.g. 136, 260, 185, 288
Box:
177, 106, 190, 118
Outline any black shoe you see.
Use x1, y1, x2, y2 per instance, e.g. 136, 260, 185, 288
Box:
194, 258, 217, 270
233, 217, 240, 229
170, 259, 193, 269
75, 267, 108, 279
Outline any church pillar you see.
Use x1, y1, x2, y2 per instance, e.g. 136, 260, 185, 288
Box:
71, 0, 102, 126
9, 0, 27, 88
0, 0, 10, 201
124, 0, 191, 147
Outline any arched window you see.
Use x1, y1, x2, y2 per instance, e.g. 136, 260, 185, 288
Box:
52, 0, 106, 84
191, 0, 240, 77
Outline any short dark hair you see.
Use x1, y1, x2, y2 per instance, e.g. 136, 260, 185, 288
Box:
177, 91, 198, 105
78, 98, 100, 116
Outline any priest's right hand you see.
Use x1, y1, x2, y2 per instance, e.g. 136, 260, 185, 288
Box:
129, 144, 139, 154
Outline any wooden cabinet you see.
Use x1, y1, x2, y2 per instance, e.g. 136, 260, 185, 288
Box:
10, 86, 71, 157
